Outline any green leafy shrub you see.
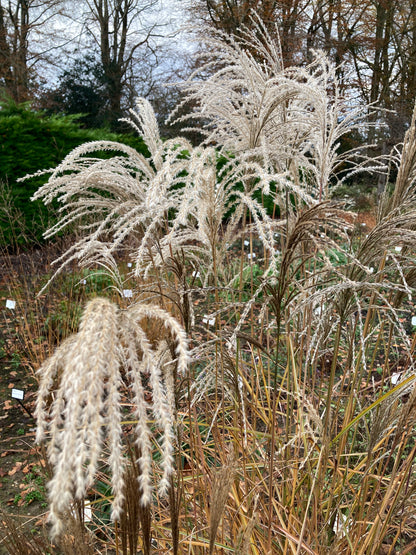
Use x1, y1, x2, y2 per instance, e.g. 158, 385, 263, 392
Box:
0, 98, 148, 248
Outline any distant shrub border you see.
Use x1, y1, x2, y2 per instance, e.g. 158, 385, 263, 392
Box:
0, 99, 148, 249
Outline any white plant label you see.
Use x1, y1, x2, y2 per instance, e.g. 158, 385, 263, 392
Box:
247, 253, 256, 259
5, 299, 16, 310
84, 504, 92, 522
11, 388, 24, 400
122, 289, 133, 298
395, 246, 402, 253
391, 373, 400, 385
244, 240, 250, 246
72, 503, 92, 522
127, 262, 132, 268
412, 316, 416, 327
202, 315, 215, 326
314, 304, 326, 316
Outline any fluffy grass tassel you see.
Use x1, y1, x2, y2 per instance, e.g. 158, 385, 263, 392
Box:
35, 297, 188, 538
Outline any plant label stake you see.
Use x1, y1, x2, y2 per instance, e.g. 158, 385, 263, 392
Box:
11, 388, 33, 418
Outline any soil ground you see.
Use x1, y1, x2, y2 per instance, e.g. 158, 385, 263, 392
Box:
0, 314, 49, 552
0, 248, 55, 552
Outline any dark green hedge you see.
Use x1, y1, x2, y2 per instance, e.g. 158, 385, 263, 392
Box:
0, 100, 148, 249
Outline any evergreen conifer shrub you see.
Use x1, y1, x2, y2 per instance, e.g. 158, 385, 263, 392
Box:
0, 99, 148, 248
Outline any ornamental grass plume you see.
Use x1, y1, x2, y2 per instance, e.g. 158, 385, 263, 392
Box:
29, 98, 194, 288
171, 15, 385, 201
208, 457, 237, 555
26, 16, 386, 295
35, 297, 188, 539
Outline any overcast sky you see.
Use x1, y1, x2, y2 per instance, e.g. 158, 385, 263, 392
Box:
35, 0, 194, 86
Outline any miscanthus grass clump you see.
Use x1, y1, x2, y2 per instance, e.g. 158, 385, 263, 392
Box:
20, 15, 416, 555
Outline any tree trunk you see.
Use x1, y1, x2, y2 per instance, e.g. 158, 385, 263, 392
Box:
0, 3, 14, 94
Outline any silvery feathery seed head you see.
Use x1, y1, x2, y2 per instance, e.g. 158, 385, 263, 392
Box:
170, 18, 386, 202
27, 20, 385, 293
35, 297, 188, 538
